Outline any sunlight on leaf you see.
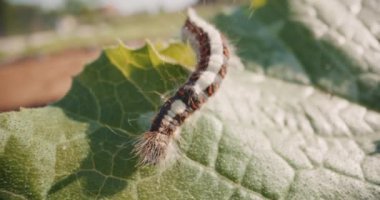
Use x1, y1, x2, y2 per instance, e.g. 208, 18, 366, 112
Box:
250, 0, 267, 9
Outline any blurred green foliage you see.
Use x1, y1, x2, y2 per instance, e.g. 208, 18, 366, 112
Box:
0, 0, 59, 36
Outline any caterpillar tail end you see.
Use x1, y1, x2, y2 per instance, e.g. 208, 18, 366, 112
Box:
134, 131, 171, 166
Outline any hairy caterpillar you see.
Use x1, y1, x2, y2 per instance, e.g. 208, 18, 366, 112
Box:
134, 8, 230, 165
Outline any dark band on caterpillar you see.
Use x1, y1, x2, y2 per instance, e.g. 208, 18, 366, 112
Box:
134, 8, 230, 165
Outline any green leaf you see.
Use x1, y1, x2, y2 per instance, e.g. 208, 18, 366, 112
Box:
215, 0, 380, 111
1, 1, 380, 199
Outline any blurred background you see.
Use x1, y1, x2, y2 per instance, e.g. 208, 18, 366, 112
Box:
0, 0, 247, 111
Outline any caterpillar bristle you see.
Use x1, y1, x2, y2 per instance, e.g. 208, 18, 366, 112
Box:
134, 132, 171, 166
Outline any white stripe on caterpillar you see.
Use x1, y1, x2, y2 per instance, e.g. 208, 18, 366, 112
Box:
194, 71, 217, 94
170, 100, 187, 115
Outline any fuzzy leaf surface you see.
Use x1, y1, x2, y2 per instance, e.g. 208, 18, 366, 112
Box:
1, 1, 380, 199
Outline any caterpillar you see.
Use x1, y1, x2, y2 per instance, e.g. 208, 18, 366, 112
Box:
134, 8, 230, 165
